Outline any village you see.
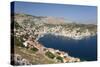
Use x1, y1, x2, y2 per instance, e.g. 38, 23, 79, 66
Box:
34, 25, 94, 40
13, 14, 96, 65
14, 23, 81, 64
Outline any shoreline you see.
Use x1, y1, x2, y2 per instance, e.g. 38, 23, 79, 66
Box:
37, 33, 97, 41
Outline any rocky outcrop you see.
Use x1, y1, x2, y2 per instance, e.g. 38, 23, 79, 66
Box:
11, 54, 31, 65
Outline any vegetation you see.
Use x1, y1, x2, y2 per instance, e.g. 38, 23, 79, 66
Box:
56, 56, 63, 62
31, 47, 38, 52
12, 13, 96, 65
45, 51, 55, 59
14, 46, 56, 65
14, 36, 24, 47
14, 21, 22, 29
14, 38, 19, 46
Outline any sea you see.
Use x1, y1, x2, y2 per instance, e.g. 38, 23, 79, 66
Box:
38, 34, 97, 61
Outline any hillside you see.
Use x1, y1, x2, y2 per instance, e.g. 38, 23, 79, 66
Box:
14, 13, 97, 40
11, 13, 97, 65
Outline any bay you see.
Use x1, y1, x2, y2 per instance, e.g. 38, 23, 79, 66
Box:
38, 34, 97, 61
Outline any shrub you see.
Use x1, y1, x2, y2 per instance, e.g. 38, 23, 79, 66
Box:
14, 21, 22, 29
45, 51, 55, 59
56, 56, 63, 62
31, 47, 38, 52
14, 36, 23, 47
14, 37, 23, 46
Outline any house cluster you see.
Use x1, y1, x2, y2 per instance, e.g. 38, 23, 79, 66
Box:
15, 21, 96, 41
23, 35, 45, 52
28, 24, 95, 40
20, 33, 80, 63
14, 23, 81, 63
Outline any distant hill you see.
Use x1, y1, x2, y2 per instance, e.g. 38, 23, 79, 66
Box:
14, 13, 74, 25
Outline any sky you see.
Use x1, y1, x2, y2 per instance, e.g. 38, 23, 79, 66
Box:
12, 1, 97, 24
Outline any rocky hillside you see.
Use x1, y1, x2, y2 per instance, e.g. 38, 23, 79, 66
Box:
14, 13, 67, 25
11, 13, 97, 65
14, 13, 97, 40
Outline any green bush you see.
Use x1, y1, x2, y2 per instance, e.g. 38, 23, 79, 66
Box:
45, 51, 55, 59
14, 37, 24, 47
31, 47, 38, 52
14, 36, 23, 47
56, 56, 63, 62
14, 21, 22, 29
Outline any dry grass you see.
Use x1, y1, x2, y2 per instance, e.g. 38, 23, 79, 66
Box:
14, 46, 56, 64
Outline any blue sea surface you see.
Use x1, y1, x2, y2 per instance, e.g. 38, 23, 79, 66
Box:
38, 34, 97, 61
